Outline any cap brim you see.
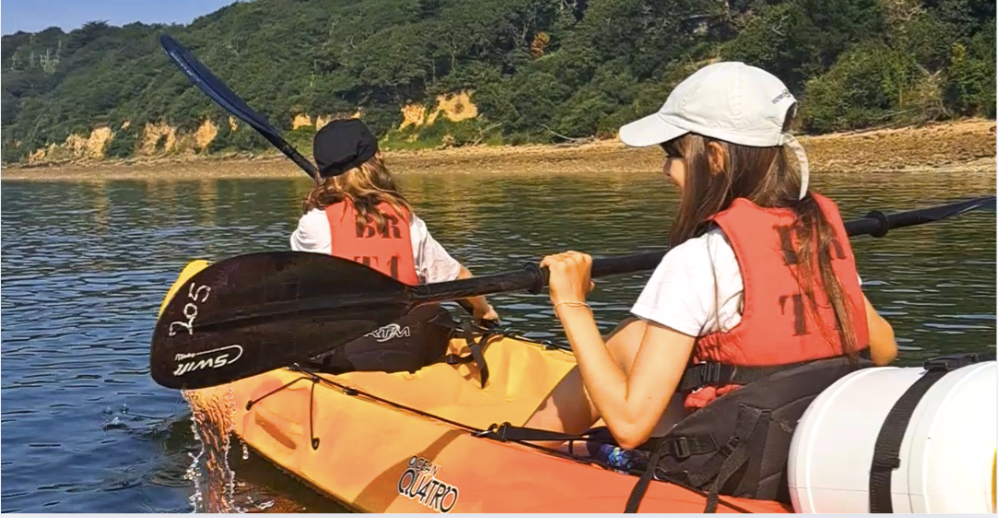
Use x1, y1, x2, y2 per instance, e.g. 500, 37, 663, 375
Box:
618, 113, 687, 147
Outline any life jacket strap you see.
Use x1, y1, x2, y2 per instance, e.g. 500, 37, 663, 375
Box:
678, 350, 873, 393
678, 361, 811, 392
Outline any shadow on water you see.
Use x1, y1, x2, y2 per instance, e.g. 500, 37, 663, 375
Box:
1, 169, 994, 511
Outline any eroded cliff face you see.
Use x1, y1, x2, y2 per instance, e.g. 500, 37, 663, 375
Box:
400, 91, 478, 130
25, 120, 225, 164
20, 92, 480, 164
138, 122, 177, 156
27, 126, 113, 164
291, 111, 362, 131
193, 119, 219, 151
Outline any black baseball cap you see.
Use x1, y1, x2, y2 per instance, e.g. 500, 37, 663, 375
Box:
313, 119, 379, 178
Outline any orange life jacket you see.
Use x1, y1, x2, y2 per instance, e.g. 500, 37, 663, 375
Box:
325, 200, 419, 286
685, 193, 870, 410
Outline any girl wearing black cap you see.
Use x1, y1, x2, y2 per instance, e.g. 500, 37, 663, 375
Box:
290, 119, 498, 374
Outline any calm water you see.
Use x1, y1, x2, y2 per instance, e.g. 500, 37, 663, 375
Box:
2, 170, 995, 512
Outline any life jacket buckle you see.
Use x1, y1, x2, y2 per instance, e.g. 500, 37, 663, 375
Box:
699, 362, 727, 386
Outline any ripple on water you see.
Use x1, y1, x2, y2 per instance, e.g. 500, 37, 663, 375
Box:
1, 172, 994, 512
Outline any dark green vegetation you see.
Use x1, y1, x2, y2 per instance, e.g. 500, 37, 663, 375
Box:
2, 0, 994, 163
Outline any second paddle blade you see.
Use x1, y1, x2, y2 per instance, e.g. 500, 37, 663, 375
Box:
150, 252, 412, 389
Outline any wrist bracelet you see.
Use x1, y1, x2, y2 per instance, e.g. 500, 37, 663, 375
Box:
554, 300, 591, 311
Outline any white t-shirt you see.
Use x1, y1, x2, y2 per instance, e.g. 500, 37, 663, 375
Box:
631, 228, 862, 337
290, 208, 463, 284
631, 229, 744, 337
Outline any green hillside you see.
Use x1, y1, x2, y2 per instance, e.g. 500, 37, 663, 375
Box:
2, 0, 994, 164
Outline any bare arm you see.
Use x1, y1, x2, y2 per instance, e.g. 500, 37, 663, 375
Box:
863, 293, 897, 366
456, 266, 499, 322
557, 303, 694, 449
543, 251, 694, 449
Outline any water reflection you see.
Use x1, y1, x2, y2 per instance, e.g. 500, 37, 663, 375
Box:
1, 169, 994, 512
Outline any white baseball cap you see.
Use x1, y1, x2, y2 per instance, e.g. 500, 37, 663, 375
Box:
619, 61, 809, 198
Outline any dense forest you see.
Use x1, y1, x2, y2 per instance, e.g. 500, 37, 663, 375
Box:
2, 0, 995, 164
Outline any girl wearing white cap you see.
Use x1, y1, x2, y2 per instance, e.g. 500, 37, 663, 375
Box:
524, 62, 898, 508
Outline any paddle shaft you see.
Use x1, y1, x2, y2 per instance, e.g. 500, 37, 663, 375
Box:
160, 34, 319, 180
844, 195, 995, 237
407, 252, 663, 305
407, 195, 996, 307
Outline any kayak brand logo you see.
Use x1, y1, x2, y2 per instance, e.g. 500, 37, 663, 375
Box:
397, 455, 459, 513
173, 344, 243, 377
365, 323, 411, 342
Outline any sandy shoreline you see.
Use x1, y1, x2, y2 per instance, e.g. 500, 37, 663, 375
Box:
2, 119, 995, 182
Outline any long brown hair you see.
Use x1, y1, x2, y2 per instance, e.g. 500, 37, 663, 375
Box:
302, 155, 412, 235
665, 105, 859, 360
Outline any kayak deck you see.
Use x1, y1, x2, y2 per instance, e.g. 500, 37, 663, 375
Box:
189, 334, 792, 513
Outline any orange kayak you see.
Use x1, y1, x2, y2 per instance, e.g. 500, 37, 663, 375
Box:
187, 332, 791, 513
158, 258, 790, 513
168, 257, 995, 513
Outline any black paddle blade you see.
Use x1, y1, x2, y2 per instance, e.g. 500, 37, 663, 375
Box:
150, 252, 412, 389
159, 34, 319, 178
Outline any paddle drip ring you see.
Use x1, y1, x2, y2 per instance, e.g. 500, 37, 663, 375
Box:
863, 210, 891, 238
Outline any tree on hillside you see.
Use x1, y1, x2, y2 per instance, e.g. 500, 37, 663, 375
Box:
1, 0, 994, 163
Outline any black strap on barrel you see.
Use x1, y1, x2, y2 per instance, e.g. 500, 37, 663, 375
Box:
868, 353, 989, 512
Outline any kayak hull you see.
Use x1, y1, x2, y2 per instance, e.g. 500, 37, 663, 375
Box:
189, 336, 791, 513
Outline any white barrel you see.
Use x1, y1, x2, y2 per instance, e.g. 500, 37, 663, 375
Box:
788, 359, 996, 513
